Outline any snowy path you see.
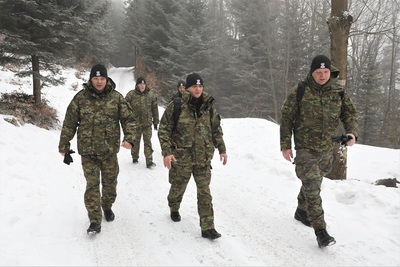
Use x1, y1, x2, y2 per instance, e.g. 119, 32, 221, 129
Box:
0, 67, 399, 266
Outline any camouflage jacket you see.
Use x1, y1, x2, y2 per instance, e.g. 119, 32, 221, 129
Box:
125, 86, 159, 127
280, 66, 358, 153
158, 91, 226, 165
58, 78, 138, 156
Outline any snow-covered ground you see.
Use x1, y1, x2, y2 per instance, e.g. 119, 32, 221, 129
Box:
0, 67, 399, 266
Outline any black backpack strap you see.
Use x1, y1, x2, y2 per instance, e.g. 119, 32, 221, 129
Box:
294, 81, 306, 123
296, 81, 305, 102
172, 96, 182, 132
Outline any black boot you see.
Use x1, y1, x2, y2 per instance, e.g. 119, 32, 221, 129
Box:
170, 211, 181, 222
201, 229, 221, 240
104, 209, 115, 222
315, 229, 336, 247
147, 162, 156, 168
87, 222, 101, 234
294, 208, 311, 227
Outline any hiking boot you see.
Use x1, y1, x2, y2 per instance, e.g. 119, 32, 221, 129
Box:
87, 222, 101, 234
170, 211, 181, 222
201, 229, 221, 240
315, 229, 336, 247
132, 159, 138, 164
104, 209, 115, 222
146, 162, 156, 168
294, 208, 311, 227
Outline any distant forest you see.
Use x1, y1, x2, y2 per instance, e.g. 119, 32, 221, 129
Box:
0, 0, 399, 149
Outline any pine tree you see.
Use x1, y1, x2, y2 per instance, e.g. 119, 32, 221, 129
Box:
0, 0, 112, 104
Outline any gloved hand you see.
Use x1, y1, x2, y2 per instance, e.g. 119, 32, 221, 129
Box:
63, 149, 75, 165
153, 124, 158, 131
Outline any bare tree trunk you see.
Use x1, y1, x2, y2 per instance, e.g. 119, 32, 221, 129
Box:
326, 0, 353, 180
379, 10, 397, 143
32, 54, 41, 105
134, 46, 146, 79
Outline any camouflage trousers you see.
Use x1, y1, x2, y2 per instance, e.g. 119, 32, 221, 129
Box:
81, 154, 119, 224
131, 125, 153, 165
168, 163, 214, 231
294, 149, 333, 229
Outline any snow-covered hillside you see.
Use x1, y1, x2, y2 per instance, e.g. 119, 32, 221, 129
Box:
0, 67, 399, 266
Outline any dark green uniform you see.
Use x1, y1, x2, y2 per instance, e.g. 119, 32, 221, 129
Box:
125, 86, 159, 166
158, 91, 226, 231
280, 66, 358, 229
59, 78, 138, 224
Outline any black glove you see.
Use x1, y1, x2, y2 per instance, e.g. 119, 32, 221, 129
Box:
331, 134, 353, 146
153, 124, 158, 130
63, 149, 75, 165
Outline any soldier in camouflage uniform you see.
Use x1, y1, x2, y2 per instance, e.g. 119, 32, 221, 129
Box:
58, 64, 138, 234
158, 73, 228, 240
125, 77, 159, 168
280, 55, 358, 247
171, 80, 186, 100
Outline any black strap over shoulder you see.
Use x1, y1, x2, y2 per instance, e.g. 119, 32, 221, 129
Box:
172, 96, 182, 132
296, 81, 306, 102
